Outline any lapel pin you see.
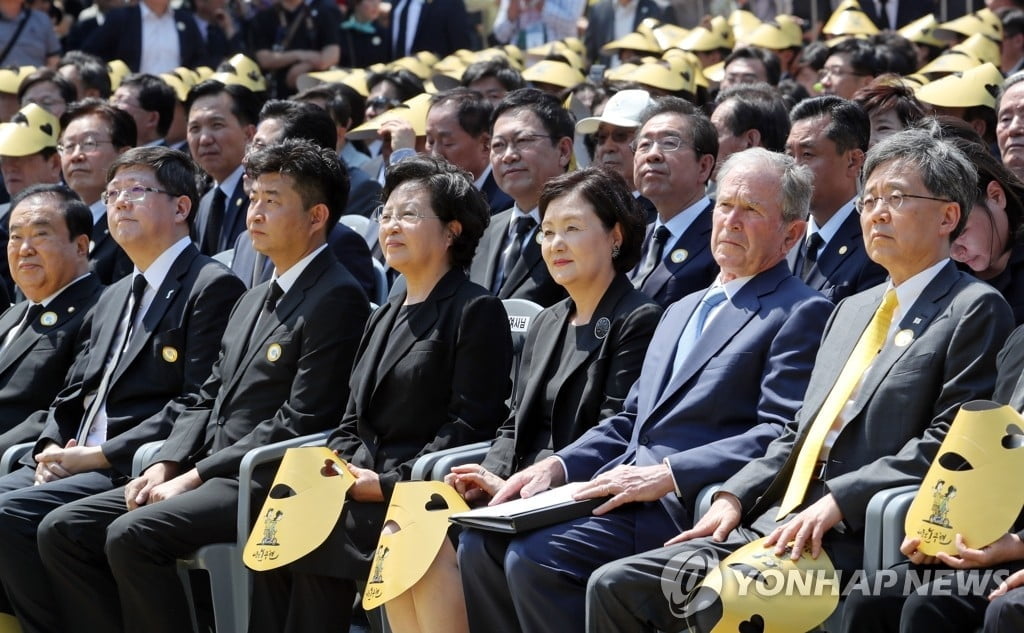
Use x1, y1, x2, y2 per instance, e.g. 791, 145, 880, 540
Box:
913, 317, 922, 325
40, 312, 57, 326
594, 317, 611, 340
235, 198, 242, 206
177, 21, 185, 31
89, 240, 95, 254
68, 306, 75, 313
895, 329, 914, 347
670, 249, 688, 264
162, 346, 179, 362
166, 290, 174, 299
267, 343, 282, 362
535, 231, 544, 245
838, 245, 848, 255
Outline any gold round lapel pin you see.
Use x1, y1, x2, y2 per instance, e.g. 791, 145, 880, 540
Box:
670, 249, 688, 264
267, 343, 282, 362
40, 312, 57, 327
162, 346, 179, 362
895, 329, 914, 348
838, 245, 848, 255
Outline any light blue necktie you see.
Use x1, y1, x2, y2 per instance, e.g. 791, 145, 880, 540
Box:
670, 287, 728, 379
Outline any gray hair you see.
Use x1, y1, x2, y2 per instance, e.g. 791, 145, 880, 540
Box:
717, 147, 813, 223
998, 71, 1024, 113
861, 129, 976, 240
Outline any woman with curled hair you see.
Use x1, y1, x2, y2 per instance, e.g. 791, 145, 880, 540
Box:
382, 167, 662, 633
852, 75, 927, 148
250, 155, 513, 633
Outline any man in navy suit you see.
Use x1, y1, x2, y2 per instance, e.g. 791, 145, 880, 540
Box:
629, 97, 720, 307
387, 0, 473, 61
81, 0, 207, 73
187, 80, 259, 256
786, 96, 886, 302
458, 148, 834, 633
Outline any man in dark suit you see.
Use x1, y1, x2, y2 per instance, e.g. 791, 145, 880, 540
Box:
586, 130, 1015, 633
58, 99, 136, 284
0, 185, 104, 456
36, 139, 370, 633
459, 148, 834, 633
81, 0, 207, 73
388, 0, 473, 61
469, 89, 570, 308
584, 0, 674, 66
230, 99, 376, 297
861, 0, 933, 30
786, 96, 887, 303
187, 81, 259, 256
628, 97, 720, 308
109, 73, 177, 148
0, 146, 245, 633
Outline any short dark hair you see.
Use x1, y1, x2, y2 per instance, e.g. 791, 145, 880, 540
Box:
107, 146, 200, 227
639, 96, 719, 180
1004, 8, 1024, 38
366, 70, 425, 103
186, 79, 262, 128
61, 98, 138, 149
258, 100, 337, 151
17, 69, 77, 107
724, 47, 781, 86
245, 138, 349, 233
950, 134, 1024, 253
460, 58, 525, 92
829, 38, 880, 78
381, 155, 490, 269
790, 95, 870, 153
430, 88, 494, 138
869, 32, 919, 76
58, 51, 112, 99
9, 183, 92, 240
852, 76, 926, 129
491, 88, 575, 142
119, 73, 177, 136
538, 167, 646, 273
714, 83, 790, 152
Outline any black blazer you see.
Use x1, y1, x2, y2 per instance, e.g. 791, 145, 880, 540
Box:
469, 208, 567, 308
788, 211, 888, 304
194, 178, 249, 256
33, 244, 245, 476
230, 223, 375, 299
860, 0, 933, 30
89, 214, 133, 285
481, 274, 661, 478
0, 274, 103, 454
156, 248, 370, 479
386, 0, 473, 60
631, 203, 720, 308
329, 268, 514, 499
82, 5, 207, 72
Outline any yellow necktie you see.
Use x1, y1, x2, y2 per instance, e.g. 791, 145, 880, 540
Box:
775, 289, 899, 520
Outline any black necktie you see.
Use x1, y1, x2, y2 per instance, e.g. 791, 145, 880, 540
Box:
18, 304, 44, 335
801, 232, 825, 279
496, 216, 536, 293
126, 274, 148, 339
394, 0, 409, 57
204, 187, 228, 254
633, 225, 671, 289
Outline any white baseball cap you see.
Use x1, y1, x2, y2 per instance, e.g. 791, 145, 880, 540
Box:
575, 89, 654, 135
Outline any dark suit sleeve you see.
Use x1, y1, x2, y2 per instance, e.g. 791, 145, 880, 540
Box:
331, 226, 375, 301
81, 10, 119, 60
826, 290, 1014, 531
994, 323, 1024, 404
596, 302, 663, 421
376, 294, 513, 499
442, 0, 473, 55
193, 281, 369, 480
99, 270, 245, 475
557, 385, 642, 481
666, 294, 833, 503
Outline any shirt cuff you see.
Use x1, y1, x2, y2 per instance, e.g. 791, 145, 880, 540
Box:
663, 457, 682, 496
554, 455, 569, 483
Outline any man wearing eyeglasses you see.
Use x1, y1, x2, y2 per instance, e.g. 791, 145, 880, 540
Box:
819, 38, 878, 100
469, 88, 569, 307
627, 96, 720, 308
785, 96, 886, 303
586, 129, 1014, 633
58, 99, 136, 284
0, 145, 244, 633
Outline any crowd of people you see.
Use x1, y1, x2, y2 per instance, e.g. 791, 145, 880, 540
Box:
3, 0, 1024, 632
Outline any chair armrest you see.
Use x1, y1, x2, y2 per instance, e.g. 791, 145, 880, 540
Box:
880, 489, 919, 571
862, 485, 918, 575
410, 441, 492, 481
236, 432, 329, 544
131, 440, 166, 477
695, 483, 723, 520
429, 442, 493, 481
0, 442, 34, 475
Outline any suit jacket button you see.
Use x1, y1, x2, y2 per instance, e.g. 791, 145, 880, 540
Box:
639, 435, 649, 446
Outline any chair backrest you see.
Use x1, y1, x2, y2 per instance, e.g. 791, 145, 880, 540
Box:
501, 298, 544, 394
339, 214, 375, 249
370, 258, 390, 305
212, 248, 235, 268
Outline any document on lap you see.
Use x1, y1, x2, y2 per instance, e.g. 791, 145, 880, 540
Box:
450, 482, 611, 534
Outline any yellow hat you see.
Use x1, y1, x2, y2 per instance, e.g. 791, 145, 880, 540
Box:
628, 62, 692, 94
0, 66, 34, 95
899, 14, 945, 48
107, 60, 130, 92
415, 51, 439, 67
937, 10, 1002, 42
0, 104, 60, 156
173, 66, 201, 86
211, 54, 267, 92
918, 49, 982, 76
159, 73, 190, 102
703, 60, 725, 83
195, 66, 215, 81
348, 92, 432, 141
605, 63, 637, 82
952, 32, 1000, 66
652, 23, 688, 50
823, 0, 880, 36
902, 73, 931, 89
664, 49, 708, 87
522, 60, 585, 89
709, 15, 735, 49
677, 26, 730, 52
744, 22, 798, 50
728, 9, 762, 42
915, 62, 1004, 109
389, 56, 433, 80
602, 31, 662, 55
775, 16, 804, 47
563, 37, 586, 58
